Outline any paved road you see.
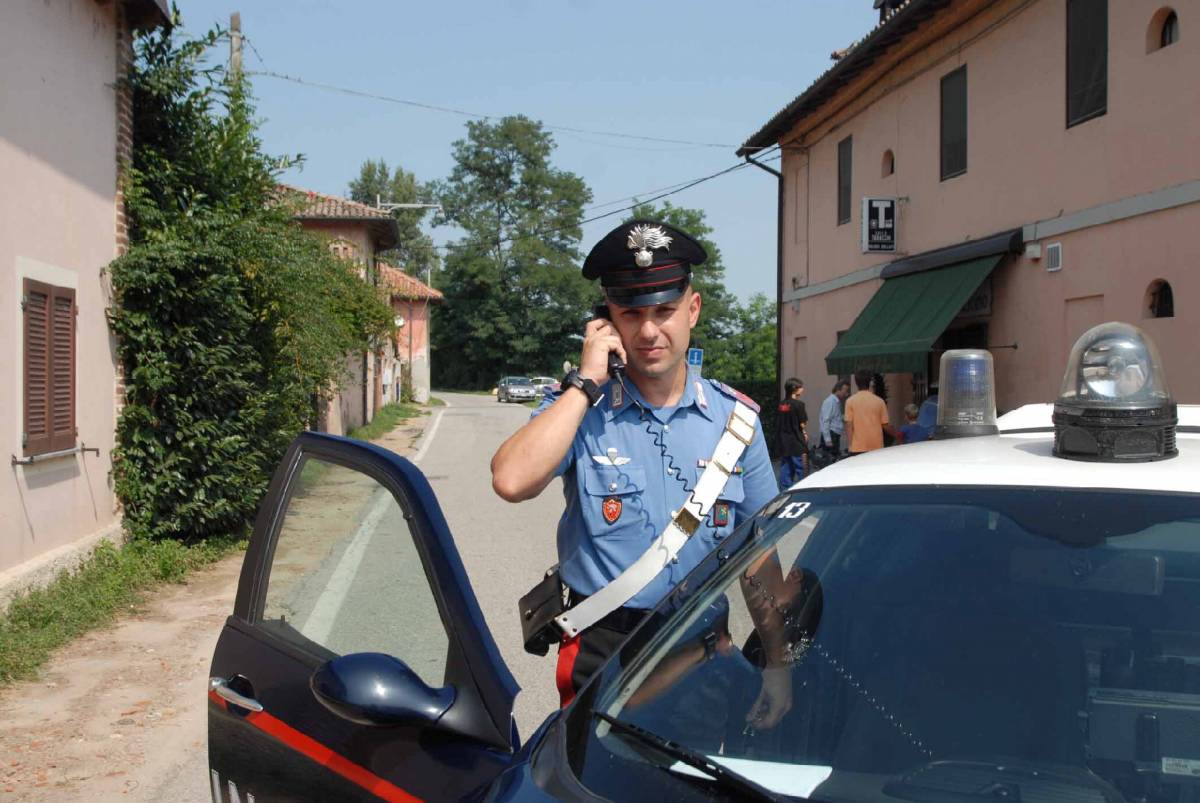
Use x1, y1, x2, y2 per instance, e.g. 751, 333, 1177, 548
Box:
424, 392, 562, 732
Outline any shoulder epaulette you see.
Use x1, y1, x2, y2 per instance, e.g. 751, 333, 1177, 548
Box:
709, 379, 761, 413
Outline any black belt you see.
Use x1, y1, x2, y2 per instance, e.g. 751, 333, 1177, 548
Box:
566, 588, 650, 635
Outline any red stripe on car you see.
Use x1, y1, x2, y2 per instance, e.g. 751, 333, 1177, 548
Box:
208, 690, 421, 802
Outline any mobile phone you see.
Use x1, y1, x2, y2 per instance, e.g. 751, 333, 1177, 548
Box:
591, 303, 626, 380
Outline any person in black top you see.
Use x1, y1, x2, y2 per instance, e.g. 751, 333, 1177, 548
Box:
776, 378, 808, 488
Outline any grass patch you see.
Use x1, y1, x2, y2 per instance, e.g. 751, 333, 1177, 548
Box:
0, 535, 244, 684
347, 402, 425, 442
426, 396, 447, 407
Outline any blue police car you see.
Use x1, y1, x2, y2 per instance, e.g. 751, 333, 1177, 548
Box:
209, 323, 1200, 802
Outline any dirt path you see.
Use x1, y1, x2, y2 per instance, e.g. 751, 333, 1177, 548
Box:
0, 413, 433, 802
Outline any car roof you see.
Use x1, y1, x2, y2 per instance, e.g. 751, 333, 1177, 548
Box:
798, 403, 1200, 495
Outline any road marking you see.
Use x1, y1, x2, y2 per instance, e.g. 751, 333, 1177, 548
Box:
413, 396, 450, 465
301, 487, 393, 644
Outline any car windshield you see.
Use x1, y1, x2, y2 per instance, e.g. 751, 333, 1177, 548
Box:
506, 377, 532, 385
570, 486, 1200, 802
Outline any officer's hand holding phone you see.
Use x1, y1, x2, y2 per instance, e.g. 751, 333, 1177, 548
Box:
581, 308, 627, 386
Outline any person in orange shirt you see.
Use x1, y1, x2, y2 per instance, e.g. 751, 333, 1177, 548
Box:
843, 369, 902, 455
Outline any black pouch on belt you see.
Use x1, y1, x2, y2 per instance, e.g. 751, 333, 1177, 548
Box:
518, 565, 566, 656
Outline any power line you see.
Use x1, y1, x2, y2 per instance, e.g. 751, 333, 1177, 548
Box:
584, 146, 780, 212
433, 150, 780, 252
247, 69, 738, 150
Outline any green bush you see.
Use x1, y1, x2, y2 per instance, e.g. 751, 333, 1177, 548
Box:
109, 20, 392, 542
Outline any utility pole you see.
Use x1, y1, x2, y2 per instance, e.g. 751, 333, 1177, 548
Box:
229, 12, 243, 77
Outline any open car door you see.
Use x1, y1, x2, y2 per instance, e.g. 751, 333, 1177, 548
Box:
208, 432, 520, 802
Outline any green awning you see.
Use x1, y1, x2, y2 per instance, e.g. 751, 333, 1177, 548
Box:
824, 254, 1002, 376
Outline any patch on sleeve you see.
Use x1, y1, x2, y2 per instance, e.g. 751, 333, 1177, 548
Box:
710, 380, 761, 413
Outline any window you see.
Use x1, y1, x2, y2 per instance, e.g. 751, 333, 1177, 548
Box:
837, 135, 853, 225
940, 66, 967, 180
328, 238, 360, 261
1067, 0, 1108, 127
1148, 8, 1180, 51
1162, 10, 1180, 46
1146, 279, 1175, 318
22, 279, 76, 457
882, 149, 895, 177
261, 457, 449, 685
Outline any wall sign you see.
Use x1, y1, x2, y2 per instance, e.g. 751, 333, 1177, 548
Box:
861, 197, 897, 253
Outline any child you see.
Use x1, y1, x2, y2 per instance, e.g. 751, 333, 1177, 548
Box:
776, 378, 808, 487
900, 403, 929, 444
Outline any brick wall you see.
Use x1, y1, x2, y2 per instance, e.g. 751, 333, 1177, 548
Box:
112, 3, 135, 510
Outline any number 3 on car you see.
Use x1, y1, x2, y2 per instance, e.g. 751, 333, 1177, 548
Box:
207, 433, 519, 802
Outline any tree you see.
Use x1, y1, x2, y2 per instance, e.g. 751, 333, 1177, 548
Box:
348, 159, 439, 281
431, 116, 593, 388
624, 202, 770, 383
706, 293, 777, 385
109, 20, 391, 542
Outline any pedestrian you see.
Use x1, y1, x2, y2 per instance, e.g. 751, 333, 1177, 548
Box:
844, 369, 902, 455
491, 220, 785, 720
776, 378, 808, 488
818, 379, 851, 456
900, 403, 929, 443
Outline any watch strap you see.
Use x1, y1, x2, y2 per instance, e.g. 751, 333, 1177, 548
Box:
561, 369, 602, 407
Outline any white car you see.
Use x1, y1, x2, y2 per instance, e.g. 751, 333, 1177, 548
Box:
529, 375, 560, 394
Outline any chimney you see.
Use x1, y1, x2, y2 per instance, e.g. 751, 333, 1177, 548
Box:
874, 0, 905, 24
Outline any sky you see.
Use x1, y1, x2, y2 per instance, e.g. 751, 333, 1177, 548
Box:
174, 0, 879, 302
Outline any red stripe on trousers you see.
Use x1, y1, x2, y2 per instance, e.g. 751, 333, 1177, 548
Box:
208, 690, 421, 802
555, 635, 582, 708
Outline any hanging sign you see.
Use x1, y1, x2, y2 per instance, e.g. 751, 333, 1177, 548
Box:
861, 197, 898, 253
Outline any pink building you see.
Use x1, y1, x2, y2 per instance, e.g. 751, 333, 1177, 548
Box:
740, 0, 1197, 422
287, 187, 399, 435
378, 263, 443, 404
0, 0, 168, 589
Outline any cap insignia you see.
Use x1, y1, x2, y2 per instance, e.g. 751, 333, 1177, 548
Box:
627, 224, 673, 268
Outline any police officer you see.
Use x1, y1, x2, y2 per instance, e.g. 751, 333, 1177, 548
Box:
491, 220, 779, 709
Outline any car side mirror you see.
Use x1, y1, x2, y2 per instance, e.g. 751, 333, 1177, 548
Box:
310, 652, 455, 727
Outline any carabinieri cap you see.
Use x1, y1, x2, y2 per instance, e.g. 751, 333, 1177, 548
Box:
582, 220, 708, 308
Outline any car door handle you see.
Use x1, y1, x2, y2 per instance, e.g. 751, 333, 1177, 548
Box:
210, 676, 264, 712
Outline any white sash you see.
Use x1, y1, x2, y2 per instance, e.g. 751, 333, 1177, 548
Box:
554, 401, 758, 638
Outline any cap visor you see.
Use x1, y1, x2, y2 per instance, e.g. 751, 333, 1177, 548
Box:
605, 283, 688, 308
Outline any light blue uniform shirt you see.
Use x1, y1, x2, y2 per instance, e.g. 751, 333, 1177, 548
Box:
532, 375, 779, 609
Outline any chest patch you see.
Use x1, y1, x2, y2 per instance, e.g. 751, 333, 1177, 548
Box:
602, 496, 623, 524
713, 502, 731, 528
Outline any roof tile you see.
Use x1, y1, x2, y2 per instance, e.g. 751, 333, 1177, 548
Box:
378, 262, 444, 302
280, 184, 394, 220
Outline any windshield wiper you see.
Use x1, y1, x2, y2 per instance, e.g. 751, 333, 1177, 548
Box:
593, 711, 784, 802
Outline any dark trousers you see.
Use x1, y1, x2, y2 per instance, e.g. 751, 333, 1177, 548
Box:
827, 432, 841, 454
556, 592, 647, 707
778, 455, 805, 488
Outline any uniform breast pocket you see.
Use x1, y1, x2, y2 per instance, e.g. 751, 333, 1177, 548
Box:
694, 469, 745, 537
582, 466, 649, 539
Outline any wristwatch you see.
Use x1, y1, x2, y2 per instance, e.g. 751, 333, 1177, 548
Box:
561, 369, 603, 407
